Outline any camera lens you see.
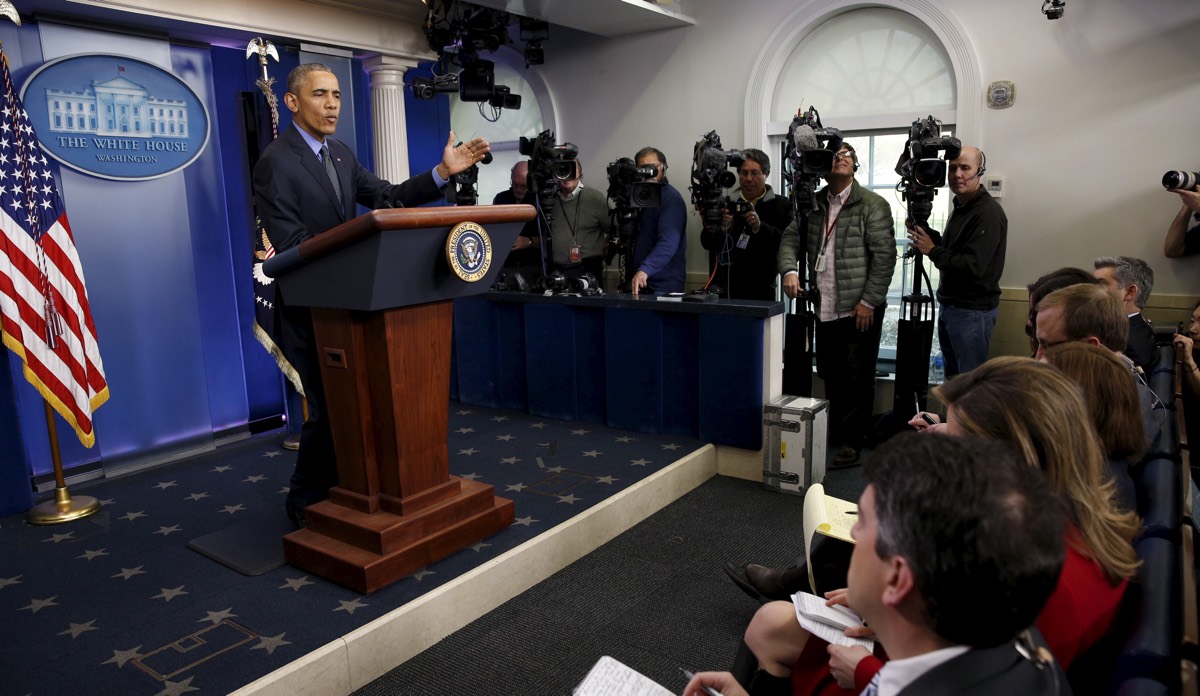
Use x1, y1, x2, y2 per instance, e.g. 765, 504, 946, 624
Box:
552, 160, 577, 181
1162, 170, 1199, 190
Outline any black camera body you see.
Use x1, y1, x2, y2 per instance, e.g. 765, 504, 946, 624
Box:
728, 198, 753, 216
605, 157, 662, 266
607, 158, 661, 209
783, 107, 844, 214
1163, 170, 1199, 191
895, 115, 961, 229
691, 131, 745, 229
519, 130, 578, 222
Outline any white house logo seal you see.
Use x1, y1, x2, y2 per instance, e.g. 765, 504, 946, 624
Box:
446, 221, 491, 282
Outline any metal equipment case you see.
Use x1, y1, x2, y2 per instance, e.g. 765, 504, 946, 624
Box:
762, 395, 829, 495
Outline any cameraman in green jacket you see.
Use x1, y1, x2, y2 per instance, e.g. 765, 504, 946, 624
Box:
778, 143, 897, 466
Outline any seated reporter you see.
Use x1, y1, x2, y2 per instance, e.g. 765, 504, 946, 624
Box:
1042, 342, 1144, 513
696, 431, 1068, 696
741, 358, 1137, 695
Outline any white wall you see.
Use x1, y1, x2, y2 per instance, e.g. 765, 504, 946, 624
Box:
534, 0, 1200, 297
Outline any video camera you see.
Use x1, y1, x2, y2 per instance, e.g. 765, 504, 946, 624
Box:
519, 129, 578, 222
895, 114, 961, 229
691, 131, 745, 229
413, 1, 527, 111
451, 143, 492, 206
605, 157, 661, 264
1163, 170, 1199, 191
783, 106, 844, 214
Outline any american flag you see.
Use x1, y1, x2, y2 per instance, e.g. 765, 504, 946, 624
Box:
0, 49, 108, 446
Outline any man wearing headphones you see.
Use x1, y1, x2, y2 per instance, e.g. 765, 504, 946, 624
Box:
908, 146, 1007, 378
778, 143, 896, 466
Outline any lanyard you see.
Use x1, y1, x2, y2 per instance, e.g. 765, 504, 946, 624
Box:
819, 207, 841, 254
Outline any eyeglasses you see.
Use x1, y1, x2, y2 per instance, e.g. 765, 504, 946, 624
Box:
739, 169, 766, 178
834, 150, 855, 161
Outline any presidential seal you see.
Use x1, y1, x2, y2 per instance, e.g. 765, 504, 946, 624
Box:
446, 221, 492, 282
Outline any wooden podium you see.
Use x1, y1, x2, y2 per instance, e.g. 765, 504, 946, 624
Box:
265, 205, 536, 593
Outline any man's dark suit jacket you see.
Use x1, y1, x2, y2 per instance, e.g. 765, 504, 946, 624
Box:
1126, 312, 1156, 371
897, 632, 1071, 695
253, 125, 442, 258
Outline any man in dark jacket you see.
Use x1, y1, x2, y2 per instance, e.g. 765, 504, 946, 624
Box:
908, 146, 1006, 379
778, 143, 896, 466
1093, 255, 1156, 371
699, 149, 792, 300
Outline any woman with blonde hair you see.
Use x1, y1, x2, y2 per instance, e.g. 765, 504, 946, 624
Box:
740, 357, 1138, 696
1042, 342, 1144, 511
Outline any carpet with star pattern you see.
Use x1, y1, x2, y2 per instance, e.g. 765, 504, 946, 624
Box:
0, 403, 701, 695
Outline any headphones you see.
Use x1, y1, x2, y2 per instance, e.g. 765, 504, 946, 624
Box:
977, 150, 988, 178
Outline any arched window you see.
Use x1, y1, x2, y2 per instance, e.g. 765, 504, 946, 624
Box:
748, 3, 979, 361
448, 55, 553, 204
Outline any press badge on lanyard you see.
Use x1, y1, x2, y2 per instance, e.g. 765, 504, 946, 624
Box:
569, 244, 581, 263
815, 208, 839, 273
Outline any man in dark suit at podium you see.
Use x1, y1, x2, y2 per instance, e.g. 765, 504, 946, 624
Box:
253, 63, 490, 527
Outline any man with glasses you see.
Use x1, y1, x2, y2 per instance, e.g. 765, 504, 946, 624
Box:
778, 143, 896, 467
1034, 282, 1166, 442
699, 149, 792, 300
908, 146, 1007, 378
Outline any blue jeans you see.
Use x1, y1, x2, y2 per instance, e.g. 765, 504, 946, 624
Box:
937, 304, 998, 378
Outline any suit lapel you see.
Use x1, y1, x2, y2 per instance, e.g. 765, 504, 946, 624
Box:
286, 127, 346, 220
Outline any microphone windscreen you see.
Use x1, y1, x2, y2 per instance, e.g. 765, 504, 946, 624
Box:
792, 124, 820, 152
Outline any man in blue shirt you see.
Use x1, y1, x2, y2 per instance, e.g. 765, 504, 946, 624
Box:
630, 146, 687, 294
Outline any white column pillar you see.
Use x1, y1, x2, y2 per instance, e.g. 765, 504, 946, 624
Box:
363, 55, 419, 183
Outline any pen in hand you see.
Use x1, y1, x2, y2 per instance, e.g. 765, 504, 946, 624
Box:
679, 668, 725, 696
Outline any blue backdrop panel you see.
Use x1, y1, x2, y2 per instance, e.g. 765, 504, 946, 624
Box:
404, 62, 451, 204
699, 314, 764, 449
174, 45, 250, 435
605, 309, 663, 434
573, 307, 607, 424
211, 46, 292, 425
494, 302, 528, 411
0, 353, 32, 515
661, 313, 699, 438
525, 303, 577, 420
36, 24, 215, 470
454, 297, 501, 409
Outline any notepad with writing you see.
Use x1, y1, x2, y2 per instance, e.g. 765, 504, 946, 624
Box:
803, 483, 857, 595
574, 655, 673, 696
791, 591, 875, 651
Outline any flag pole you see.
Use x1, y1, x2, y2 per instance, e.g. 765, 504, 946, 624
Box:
27, 401, 101, 524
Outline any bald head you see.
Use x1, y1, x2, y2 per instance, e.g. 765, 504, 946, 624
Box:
948, 146, 984, 200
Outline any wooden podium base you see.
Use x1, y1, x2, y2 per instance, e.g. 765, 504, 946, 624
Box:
283, 477, 514, 594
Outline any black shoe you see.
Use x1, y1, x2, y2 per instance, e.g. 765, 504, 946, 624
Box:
284, 496, 307, 529
722, 562, 794, 603
723, 561, 767, 603
830, 446, 861, 469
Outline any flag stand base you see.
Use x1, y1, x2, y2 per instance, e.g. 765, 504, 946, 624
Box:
27, 487, 101, 525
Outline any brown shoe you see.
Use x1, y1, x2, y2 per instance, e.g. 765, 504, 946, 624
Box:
282, 434, 300, 451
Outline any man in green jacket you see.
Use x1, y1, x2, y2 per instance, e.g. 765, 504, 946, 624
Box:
778, 143, 897, 466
